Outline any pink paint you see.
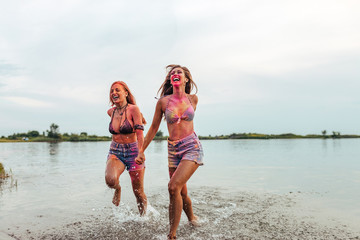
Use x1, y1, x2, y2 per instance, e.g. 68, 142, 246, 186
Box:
171, 74, 180, 81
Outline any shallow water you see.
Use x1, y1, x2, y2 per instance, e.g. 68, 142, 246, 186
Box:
0, 139, 360, 239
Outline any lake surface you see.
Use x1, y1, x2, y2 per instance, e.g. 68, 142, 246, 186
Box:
1, 139, 360, 239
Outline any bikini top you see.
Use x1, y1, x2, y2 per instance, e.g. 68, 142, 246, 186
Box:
109, 106, 134, 135
165, 95, 195, 124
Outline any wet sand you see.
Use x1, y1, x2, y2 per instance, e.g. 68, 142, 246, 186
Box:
2, 187, 359, 240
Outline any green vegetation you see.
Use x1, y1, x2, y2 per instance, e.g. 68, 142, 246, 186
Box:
151, 130, 360, 140
0, 162, 9, 179
199, 131, 360, 140
0, 123, 111, 143
154, 130, 167, 140
1, 125, 359, 142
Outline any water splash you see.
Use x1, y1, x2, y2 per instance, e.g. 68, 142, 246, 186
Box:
4, 188, 360, 240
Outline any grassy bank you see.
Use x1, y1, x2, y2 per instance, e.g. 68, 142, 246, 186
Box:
0, 135, 111, 143
2, 129, 359, 143
199, 133, 360, 140
0, 162, 9, 179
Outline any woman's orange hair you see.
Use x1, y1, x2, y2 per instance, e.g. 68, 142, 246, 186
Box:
109, 81, 146, 124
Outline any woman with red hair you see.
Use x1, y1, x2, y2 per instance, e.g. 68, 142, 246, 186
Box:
105, 81, 147, 216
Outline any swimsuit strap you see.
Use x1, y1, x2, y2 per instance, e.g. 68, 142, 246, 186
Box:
186, 94, 194, 109
166, 95, 172, 111
110, 107, 116, 123
121, 104, 129, 126
166, 94, 192, 109
165, 94, 194, 112
113, 104, 128, 127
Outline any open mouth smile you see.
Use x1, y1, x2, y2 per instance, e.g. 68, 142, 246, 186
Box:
171, 75, 181, 82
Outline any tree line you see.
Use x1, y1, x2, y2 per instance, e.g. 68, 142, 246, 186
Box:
1, 124, 359, 142
1, 123, 111, 142
200, 130, 360, 140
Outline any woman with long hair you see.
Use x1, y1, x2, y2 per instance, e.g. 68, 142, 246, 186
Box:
105, 81, 147, 215
136, 65, 204, 239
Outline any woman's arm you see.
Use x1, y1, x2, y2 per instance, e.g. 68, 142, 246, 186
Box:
131, 105, 145, 151
141, 99, 164, 152
190, 94, 198, 110
135, 99, 164, 164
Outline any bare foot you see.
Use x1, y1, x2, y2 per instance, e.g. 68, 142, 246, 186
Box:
189, 215, 200, 227
167, 234, 176, 239
112, 188, 121, 206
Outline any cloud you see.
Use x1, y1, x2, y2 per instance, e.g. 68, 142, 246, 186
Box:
0, 62, 21, 76
1, 96, 53, 108
171, 0, 360, 76
0, 0, 360, 136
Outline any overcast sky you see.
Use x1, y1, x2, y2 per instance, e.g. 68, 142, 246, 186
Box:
1, 0, 360, 137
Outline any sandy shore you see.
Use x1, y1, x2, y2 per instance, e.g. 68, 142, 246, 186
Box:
2, 188, 359, 240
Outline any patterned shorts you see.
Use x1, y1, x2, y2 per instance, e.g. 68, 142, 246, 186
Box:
168, 132, 204, 168
108, 141, 145, 171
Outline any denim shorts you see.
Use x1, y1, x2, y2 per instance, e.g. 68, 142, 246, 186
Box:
168, 132, 204, 168
108, 141, 145, 171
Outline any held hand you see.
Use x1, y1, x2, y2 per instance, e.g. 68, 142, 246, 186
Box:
135, 152, 145, 165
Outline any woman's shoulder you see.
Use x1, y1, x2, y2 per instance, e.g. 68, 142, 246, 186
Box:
107, 107, 116, 116
154, 95, 170, 112
157, 95, 170, 104
188, 94, 198, 104
127, 103, 140, 112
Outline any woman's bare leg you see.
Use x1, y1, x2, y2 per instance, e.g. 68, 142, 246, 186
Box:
105, 156, 126, 206
169, 168, 197, 223
168, 160, 199, 239
129, 169, 147, 216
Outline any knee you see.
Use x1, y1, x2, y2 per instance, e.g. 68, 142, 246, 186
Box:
168, 181, 181, 196
180, 188, 188, 199
105, 175, 118, 188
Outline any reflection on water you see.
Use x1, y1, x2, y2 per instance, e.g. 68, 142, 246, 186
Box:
321, 138, 328, 150
332, 138, 342, 150
48, 142, 59, 156
151, 140, 167, 154
0, 170, 17, 192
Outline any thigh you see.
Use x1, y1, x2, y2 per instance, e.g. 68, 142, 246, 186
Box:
169, 160, 199, 187
169, 167, 188, 195
169, 167, 176, 178
106, 154, 126, 178
129, 169, 145, 191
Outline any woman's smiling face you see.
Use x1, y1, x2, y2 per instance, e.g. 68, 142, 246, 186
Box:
110, 83, 127, 105
170, 67, 186, 87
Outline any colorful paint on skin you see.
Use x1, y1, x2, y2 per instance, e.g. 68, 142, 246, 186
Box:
170, 68, 185, 87
165, 103, 194, 124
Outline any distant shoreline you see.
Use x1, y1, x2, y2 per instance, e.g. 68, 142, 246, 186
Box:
1, 133, 359, 143
3, 124, 357, 142
199, 133, 360, 140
